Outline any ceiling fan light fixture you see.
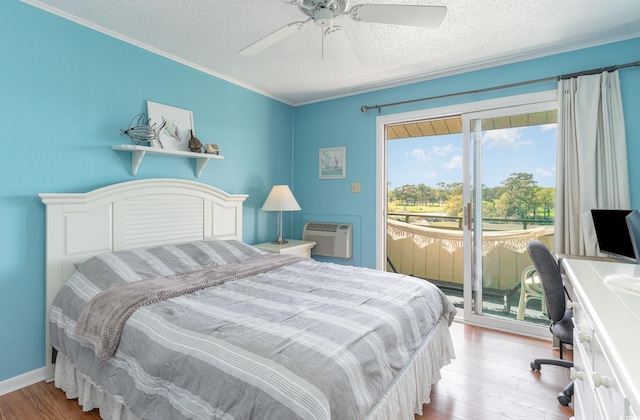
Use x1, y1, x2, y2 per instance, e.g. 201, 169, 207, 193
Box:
313, 7, 334, 26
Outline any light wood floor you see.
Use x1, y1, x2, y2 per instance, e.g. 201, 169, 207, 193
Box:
0, 321, 573, 420
418, 322, 573, 420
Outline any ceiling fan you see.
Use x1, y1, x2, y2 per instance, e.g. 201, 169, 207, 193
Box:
238, 0, 447, 64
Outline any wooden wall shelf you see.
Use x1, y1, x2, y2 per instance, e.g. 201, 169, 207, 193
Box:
112, 145, 223, 178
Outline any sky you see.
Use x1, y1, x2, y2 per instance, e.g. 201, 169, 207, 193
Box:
387, 124, 558, 190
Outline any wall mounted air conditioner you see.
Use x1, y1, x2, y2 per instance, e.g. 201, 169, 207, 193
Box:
302, 222, 353, 258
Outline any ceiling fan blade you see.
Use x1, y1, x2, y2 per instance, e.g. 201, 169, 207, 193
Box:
239, 19, 310, 56
350, 5, 447, 27
323, 26, 359, 68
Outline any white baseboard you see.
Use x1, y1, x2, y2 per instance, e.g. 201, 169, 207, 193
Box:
0, 368, 45, 396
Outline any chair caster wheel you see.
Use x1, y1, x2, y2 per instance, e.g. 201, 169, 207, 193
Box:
530, 361, 541, 371
558, 393, 571, 406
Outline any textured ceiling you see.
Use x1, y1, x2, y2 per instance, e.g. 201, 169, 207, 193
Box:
22, 0, 640, 105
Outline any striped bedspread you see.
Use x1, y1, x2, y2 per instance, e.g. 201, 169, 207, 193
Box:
50, 240, 456, 420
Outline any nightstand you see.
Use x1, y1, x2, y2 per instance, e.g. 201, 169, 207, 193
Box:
253, 240, 316, 257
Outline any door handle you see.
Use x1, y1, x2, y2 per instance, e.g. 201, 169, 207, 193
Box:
464, 202, 472, 230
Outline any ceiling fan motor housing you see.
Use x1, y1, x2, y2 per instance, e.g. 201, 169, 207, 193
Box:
313, 7, 333, 26
298, 0, 348, 26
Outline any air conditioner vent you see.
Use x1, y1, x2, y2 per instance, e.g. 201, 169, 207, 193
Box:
305, 222, 340, 232
303, 222, 352, 258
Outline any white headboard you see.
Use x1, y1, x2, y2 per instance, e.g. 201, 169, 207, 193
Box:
39, 178, 248, 380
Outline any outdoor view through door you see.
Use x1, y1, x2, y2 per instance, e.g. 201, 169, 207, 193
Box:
385, 109, 557, 329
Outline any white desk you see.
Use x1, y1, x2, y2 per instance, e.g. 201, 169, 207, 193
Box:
562, 259, 640, 419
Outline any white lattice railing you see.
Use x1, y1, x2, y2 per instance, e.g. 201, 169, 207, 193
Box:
387, 219, 554, 290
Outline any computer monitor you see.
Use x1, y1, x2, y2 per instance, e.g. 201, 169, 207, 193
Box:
591, 209, 636, 262
625, 210, 640, 262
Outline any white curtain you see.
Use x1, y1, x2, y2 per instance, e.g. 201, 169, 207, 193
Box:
555, 70, 630, 256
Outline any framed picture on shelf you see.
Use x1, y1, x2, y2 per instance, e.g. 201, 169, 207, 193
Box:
146, 101, 194, 151
319, 146, 346, 179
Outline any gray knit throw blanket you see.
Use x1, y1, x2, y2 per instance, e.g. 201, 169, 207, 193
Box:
74, 253, 304, 359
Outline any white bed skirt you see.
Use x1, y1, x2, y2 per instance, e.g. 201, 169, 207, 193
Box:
55, 318, 455, 420
55, 353, 141, 420
367, 317, 455, 419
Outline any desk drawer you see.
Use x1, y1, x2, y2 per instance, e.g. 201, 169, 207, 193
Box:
593, 333, 625, 419
572, 332, 595, 420
571, 298, 594, 368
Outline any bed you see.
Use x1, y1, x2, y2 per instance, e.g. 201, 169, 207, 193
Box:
40, 179, 456, 420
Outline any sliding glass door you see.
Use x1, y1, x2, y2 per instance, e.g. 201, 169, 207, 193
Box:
379, 91, 559, 337
385, 117, 465, 311
462, 102, 557, 334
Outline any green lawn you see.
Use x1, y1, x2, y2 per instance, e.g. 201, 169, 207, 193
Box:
387, 201, 554, 219
387, 203, 445, 213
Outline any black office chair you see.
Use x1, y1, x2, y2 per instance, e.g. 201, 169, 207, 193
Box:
527, 240, 574, 406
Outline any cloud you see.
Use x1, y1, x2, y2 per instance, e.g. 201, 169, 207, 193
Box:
431, 144, 454, 156
482, 128, 532, 149
445, 155, 462, 169
407, 148, 430, 162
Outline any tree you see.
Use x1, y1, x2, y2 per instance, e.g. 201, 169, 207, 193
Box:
388, 188, 396, 204
397, 184, 418, 208
416, 183, 429, 206
392, 186, 401, 208
424, 186, 437, 206
447, 182, 463, 196
482, 185, 504, 202
387, 174, 554, 220
536, 187, 555, 218
482, 200, 499, 218
498, 173, 539, 218
444, 194, 463, 216
436, 182, 448, 205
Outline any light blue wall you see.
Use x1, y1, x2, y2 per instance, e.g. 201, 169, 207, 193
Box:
292, 37, 640, 269
2, 0, 640, 385
0, 1, 294, 382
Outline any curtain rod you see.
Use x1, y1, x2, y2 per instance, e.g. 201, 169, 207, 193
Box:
360, 59, 640, 113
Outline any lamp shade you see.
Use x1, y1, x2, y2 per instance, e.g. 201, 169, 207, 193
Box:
261, 185, 301, 212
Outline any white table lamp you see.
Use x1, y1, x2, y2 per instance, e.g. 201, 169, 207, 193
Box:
261, 185, 301, 244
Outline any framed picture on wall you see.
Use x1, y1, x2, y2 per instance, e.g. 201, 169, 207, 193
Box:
146, 101, 194, 151
319, 146, 346, 179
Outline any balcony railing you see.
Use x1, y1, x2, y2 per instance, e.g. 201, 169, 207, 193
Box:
386, 217, 554, 294
388, 211, 554, 230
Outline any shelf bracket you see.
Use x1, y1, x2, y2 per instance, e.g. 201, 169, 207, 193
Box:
195, 158, 209, 179
131, 150, 146, 176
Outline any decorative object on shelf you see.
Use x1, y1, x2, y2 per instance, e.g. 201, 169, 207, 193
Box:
204, 143, 220, 155
261, 185, 301, 245
120, 112, 165, 146
188, 130, 203, 153
319, 146, 346, 179
147, 101, 194, 151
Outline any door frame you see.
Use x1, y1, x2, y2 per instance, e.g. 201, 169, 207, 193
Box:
375, 90, 557, 337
